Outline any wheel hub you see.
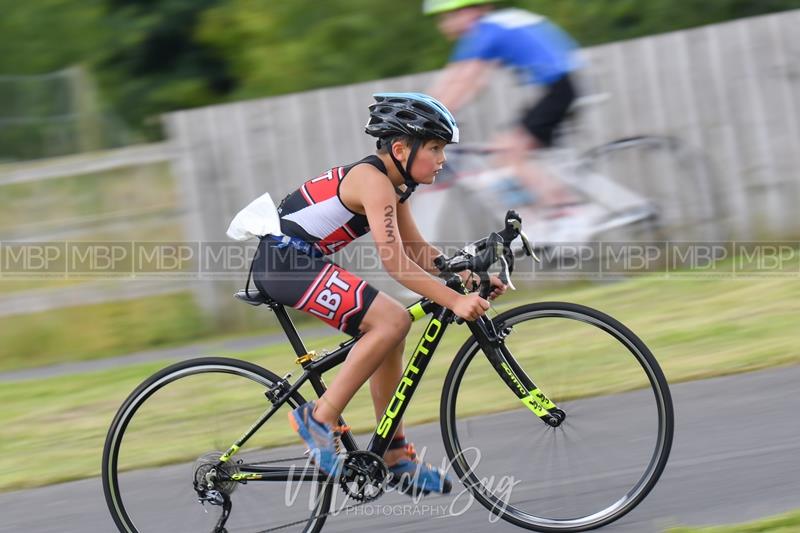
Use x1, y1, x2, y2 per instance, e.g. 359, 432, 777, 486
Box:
193, 451, 240, 500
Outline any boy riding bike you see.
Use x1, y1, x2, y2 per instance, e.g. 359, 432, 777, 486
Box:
250, 93, 506, 495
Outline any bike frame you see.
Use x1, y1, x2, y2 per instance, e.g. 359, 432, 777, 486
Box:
215, 277, 562, 483
446, 144, 651, 215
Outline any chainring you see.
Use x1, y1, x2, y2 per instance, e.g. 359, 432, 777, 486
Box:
338, 451, 389, 502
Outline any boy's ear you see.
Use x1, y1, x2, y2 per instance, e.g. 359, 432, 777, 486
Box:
391, 139, 409, 160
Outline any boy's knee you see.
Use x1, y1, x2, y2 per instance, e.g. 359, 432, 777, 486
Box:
360, 298, 411, 339
385, 305, 412, 340
369, 302, 410, 341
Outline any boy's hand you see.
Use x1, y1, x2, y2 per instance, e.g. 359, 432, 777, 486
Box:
459, 271, 507, 301
452, 293, 490, 322
487, 274, 507, 301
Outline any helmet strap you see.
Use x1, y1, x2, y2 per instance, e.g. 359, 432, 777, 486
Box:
388, 137, 422, 204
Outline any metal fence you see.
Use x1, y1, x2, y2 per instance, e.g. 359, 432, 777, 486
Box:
0, 67, 134, 162
0, 143, 191, 318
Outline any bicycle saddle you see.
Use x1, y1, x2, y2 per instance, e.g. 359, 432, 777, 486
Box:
234, 287, 269, 306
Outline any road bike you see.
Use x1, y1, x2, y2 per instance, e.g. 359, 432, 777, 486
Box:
102, 210, 674, 533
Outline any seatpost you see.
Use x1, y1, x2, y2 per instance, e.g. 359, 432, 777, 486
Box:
269, 303, 308, 357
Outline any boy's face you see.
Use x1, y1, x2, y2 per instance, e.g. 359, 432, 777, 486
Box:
437, 7, 483, 40
408, 139, 448, 184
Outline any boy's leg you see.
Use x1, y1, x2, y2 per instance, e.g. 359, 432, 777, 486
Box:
256, 242, 413, 474
369, 340, 408, 465
313, 293, 411, 425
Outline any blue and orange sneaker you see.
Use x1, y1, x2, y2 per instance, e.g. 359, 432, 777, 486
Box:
288, 401, 345, 477
387, 439, 452, 497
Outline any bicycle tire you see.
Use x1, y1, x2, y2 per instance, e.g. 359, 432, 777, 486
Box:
440, 302, 673, 532
102, 357, 332, 533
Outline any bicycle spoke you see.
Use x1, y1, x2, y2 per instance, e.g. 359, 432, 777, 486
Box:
441, 303, 673, 531
103, 358, 332, 533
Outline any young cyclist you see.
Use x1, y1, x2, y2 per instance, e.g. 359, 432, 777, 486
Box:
424, 0, 587, 219
250, 92, 506, 495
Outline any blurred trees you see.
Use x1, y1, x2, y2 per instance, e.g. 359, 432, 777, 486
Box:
0, 1, 108, 75
196, 0, 449, 101
539, 0, 800, 45
97, 0, 236, 135
0, 0, 798, 140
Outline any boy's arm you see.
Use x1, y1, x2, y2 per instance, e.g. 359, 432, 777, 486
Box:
354, 167, 459, 309
397, 193, 508, 300
396, 199, 445, 275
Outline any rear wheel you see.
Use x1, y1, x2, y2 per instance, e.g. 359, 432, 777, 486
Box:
441, 302, 673, 532
102, 357, 332, 533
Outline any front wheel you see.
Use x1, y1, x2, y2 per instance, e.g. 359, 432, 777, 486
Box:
441, 302, 673, 532
102, 357, 332, 533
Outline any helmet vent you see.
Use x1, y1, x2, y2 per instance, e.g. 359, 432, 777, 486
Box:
411, 101, 435, 114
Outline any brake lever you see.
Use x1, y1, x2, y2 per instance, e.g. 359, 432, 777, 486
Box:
519, 229, 541, 263
498, 255, 516, 291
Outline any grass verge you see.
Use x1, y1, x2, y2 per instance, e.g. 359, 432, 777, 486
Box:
0, 292, 209, 371
668, 509, 800, 532
1, 274, 799, 492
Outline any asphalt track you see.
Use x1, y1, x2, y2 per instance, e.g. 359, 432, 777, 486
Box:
3, 364, 800, 533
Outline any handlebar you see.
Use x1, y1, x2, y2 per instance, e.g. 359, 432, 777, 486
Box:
434, 210, 539, 300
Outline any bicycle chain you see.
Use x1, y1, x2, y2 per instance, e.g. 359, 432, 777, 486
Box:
254, 496, 372, 533
214, 455, 382, 533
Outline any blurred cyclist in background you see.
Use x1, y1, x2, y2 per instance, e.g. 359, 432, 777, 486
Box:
425, 0, 590, 230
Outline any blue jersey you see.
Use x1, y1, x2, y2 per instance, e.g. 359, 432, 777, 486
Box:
451, 8, 580, 86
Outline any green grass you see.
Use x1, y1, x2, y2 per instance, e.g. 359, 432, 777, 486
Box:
0, 286, 332, 371
0, 336, 346, 491
0, 292, 210, 370
668, 509, 800, 532
2, 274, 799, 492
0, 278, 84, 294
0, 159, 183, 297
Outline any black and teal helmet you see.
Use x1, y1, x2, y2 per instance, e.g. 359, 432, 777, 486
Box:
365, 92, 459, 144
365, 92, 459, 203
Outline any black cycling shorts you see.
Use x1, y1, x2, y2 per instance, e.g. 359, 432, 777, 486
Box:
252, 238, 379, 337
521, 74, 577, 147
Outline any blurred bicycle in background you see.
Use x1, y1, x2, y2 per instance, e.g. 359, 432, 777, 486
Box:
428, 96, 723, 255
